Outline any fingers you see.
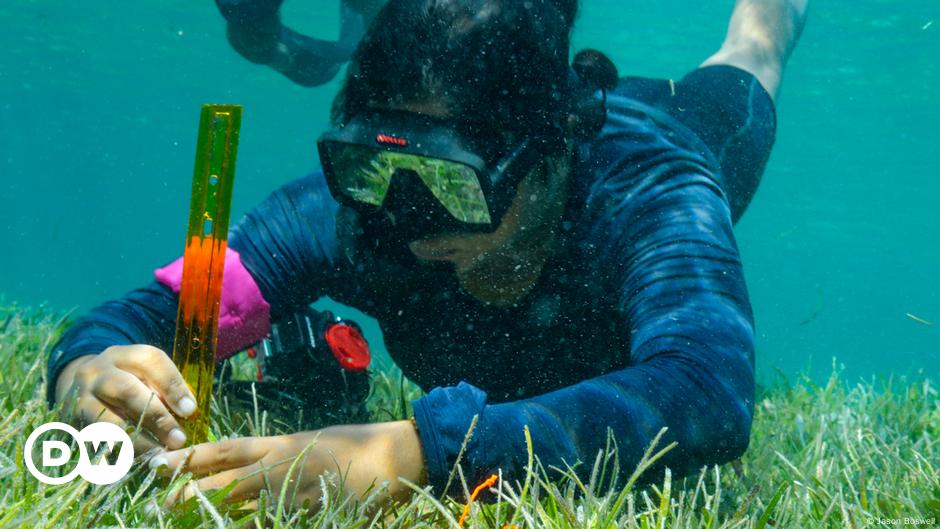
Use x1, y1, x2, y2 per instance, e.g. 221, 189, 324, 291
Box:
132, 431, 161, 455
59, 345, 196, 451
157, 437, 270, 476
165, 464, 267, 507
75, 400, 160, 453
92, 368, 188, 450
155, 439, 274, 508
105, 345, 197, 418
77, 401, 124, 428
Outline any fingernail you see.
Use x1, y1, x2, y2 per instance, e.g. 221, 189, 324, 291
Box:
177, 397, 196, 417
149, 454, 169, 471
167, 429, 186, 449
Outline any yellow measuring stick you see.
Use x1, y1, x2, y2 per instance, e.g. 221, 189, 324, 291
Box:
171, 104, 241, 444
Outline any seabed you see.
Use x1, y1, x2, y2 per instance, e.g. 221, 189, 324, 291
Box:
1, 303, 937, 528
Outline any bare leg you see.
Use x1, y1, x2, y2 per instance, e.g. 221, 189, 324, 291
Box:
701, 0, 809, 101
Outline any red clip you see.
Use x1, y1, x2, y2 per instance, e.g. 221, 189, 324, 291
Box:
324, 324, 371, 372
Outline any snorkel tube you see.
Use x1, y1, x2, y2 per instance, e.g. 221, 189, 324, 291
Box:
567, 49, 618, 139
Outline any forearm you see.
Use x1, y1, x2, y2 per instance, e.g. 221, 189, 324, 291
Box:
412, 319, 754, 494
48, 172, 344, 406
290, 420, 427, 505
47, 281, 178, 405
410, 136, 760, 493
369, 420, 428, 503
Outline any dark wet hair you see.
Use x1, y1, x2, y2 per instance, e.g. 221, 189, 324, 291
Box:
331, 0, 618, 153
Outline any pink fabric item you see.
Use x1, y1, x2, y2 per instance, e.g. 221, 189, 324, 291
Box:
154, 248, 271, 361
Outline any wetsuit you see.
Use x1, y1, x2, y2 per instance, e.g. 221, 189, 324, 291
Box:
48, 65, 776, 494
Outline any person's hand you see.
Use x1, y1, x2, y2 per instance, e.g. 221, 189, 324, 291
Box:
153, 420, 427, 511
54, 345, 198, 453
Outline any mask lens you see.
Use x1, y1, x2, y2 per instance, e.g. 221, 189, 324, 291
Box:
404, 153, 491, 224
323, 142, 392, 207
324, 143, 492, 224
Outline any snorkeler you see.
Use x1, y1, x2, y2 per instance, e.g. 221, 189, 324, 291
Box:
49, 0, 808, 510
214, 0, 386, 86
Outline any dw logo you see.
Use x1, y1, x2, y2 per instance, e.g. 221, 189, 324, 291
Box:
24, 422, 135, 485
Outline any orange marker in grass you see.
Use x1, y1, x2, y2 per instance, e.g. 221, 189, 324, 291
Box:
458, 474, 499, 527
171, 104, 242, 445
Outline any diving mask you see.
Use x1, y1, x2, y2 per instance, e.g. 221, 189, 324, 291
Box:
317, 111, 553, 236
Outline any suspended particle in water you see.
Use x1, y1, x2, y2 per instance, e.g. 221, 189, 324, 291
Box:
905, 312, 933, 326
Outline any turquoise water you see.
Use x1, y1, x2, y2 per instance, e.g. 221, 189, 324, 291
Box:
1, 1, 937, 386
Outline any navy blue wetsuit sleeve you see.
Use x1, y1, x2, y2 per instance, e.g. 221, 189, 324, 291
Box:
45, 283, 179, 404
46, 172, 343, 404
411, 151, 755, 494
